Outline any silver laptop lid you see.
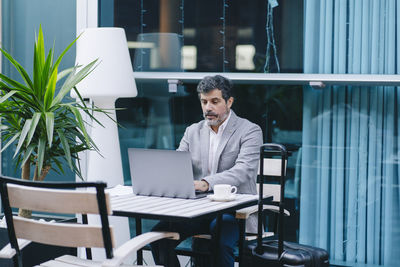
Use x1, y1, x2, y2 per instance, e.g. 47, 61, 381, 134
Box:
128, 148, 196, 199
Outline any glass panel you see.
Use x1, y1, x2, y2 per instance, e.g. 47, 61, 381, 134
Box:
133, 33, 183, 72
111, 0, 303, 73
116, 82, 303, 242
1, 0, 76, 181
117, 83, 400, 266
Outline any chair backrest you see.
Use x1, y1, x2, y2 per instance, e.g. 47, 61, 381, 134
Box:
256, 143, 288, 257
257, 158, 287, 202
0, 176, 115, 261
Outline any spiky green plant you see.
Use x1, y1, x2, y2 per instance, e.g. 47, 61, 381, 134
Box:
0, 26, 106, 192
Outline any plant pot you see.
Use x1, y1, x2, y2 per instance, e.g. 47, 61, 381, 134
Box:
0, 214, 77, 267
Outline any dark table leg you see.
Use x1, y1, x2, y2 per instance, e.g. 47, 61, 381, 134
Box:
213, 214, 222, 267
136, 218, 143, 265
238, 219, 246, 267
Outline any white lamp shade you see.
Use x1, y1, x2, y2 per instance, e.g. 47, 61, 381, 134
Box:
74, 27, 137, 98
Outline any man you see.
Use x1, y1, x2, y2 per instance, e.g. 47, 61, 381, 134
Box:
151, 75, 262, 267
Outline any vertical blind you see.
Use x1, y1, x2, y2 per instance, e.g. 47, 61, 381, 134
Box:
301, 0, 399, 266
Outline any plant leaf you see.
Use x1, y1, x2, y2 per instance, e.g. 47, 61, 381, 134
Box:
45, 112, 54, 147
37, 137, 46, 179
0, 124, 8, 131
21, 144, 35, 167
56, 67, 74, 82
52, 158, 65, 175
52, 59, 98, 107
0, 48, 34, 90
0, 73, 32, 93
18, 91, 43, 110
1, 133, 20, 153
14, 119, 33, 157
52, 33, 81, 73
0, 90, 17, 103
26, 112, 41, 146
52, 66, 78, 106
40, 48, 54, 97
36, 26, 45, 73
0, 82, 38, 108
33, 25, 46, 97
44, 67, 57, 109
33, 42, 41, 96
68, 106, 90, 145
57, 129, 72, 169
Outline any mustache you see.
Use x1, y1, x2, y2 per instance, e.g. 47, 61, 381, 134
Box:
204, 111, 217, 116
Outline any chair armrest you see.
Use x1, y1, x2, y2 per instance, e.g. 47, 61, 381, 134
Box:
0, 239, 31, 259
193, 234, 211, 239
244, 232, 275, 241
235, 204, 290, 219
102, 231, 179, 267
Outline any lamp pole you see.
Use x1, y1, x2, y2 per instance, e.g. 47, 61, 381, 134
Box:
74, 27, 136, 261
86, 97, 123, 187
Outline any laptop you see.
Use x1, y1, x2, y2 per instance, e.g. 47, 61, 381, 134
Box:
128, 148, 211, 199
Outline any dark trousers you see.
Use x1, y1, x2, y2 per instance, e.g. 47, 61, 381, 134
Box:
150, 213, 239, 267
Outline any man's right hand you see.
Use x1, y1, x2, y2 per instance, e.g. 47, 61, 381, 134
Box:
194, 180, 209, 191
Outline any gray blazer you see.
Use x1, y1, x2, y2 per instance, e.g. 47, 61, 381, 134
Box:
177, 110, 263, 233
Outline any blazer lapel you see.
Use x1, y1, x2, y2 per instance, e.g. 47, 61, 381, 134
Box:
200, 122, 210, 176
213, 111, 238, 172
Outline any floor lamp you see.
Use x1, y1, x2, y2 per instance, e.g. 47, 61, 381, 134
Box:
73, 27, 137, 260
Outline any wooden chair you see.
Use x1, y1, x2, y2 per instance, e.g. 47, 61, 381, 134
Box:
0, 176, 179, 267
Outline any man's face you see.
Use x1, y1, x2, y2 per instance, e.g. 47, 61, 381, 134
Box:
200, 89, 233, 129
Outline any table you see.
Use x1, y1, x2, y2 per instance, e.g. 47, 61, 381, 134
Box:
110, 188, 272, 266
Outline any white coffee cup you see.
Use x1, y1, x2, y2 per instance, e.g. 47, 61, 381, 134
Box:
213, 184, 237, 198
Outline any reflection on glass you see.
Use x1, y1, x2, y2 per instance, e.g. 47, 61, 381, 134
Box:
116, 83, 303, 243
133, 33, 183, 72
114, 0, 303, 73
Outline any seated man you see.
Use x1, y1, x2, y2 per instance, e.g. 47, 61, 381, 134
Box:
150, 75, 262, 267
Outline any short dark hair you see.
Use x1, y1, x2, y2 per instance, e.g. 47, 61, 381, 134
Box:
197, 75, 233, 102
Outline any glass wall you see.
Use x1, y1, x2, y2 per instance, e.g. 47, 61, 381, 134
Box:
1, 0, 76, 181
105, 0, 400, 266
111, 0, 303, 73
107, 0, 305, 245
116, 81, 303, 245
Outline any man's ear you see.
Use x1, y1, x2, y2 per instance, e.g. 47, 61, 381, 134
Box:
227, 97, 234, 108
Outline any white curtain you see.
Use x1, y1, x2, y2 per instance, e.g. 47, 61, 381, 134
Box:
301, 0, 399, 266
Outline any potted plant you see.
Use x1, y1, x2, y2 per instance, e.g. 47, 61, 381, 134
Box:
0, 26, 107, 218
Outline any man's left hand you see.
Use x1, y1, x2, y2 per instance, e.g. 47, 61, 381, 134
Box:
194, 180, 209, 191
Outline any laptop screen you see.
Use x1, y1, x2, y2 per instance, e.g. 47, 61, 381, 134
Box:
128, 148, 198, 198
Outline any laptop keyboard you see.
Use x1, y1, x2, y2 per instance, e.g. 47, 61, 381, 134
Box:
194, 190, 212, 199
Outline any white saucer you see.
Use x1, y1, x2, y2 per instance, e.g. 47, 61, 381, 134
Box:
207, 194, 236, 202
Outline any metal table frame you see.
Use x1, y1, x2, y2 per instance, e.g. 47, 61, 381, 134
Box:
111, 193, 272, 266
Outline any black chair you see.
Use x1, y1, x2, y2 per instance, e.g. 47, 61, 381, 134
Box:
188, 144, 290, 267
236, 143, 290, 266
0, 176, 179, 267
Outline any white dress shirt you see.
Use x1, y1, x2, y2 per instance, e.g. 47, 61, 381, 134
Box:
208, 111, 232, 175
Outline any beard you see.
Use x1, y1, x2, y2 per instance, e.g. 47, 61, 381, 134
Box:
204, 109, 229, 127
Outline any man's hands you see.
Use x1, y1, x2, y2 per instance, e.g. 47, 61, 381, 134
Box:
194, 180, 209, 192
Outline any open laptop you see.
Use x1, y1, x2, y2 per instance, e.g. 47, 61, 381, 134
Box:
128, 148, 211, 199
